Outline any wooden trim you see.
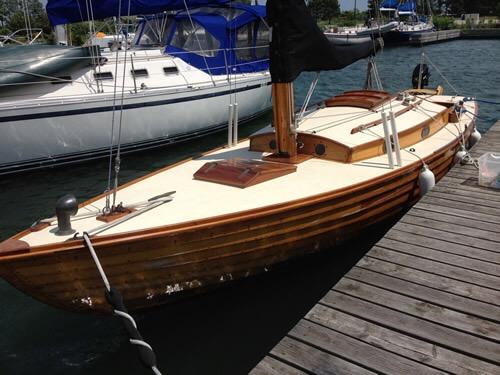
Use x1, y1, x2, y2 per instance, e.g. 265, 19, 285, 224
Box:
349, 106, 451, 162
325, 90, 392, 110
351, 100, 423, 134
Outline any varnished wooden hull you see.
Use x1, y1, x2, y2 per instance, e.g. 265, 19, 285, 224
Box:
0, 124, 470, 313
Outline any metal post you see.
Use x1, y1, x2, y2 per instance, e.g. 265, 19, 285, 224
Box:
227, 104, 234, 148
389, 111, 402, 166
381, 111, 394, 169
233, 103, 239, 146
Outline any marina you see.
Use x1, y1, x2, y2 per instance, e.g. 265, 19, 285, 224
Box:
0, 0, 499, 374
252, 120, 500, 375
0, 37, 499, 375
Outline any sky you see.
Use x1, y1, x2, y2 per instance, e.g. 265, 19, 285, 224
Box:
339, 0, 369, 11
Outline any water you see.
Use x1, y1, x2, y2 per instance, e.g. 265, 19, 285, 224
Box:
1, 39, 499, 374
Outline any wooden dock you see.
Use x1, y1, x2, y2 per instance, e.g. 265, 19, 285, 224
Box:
409, 29, 461, 46
251, 121, 500, 375
461, 28, 500, 39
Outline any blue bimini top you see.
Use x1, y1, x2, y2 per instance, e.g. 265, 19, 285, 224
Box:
46, 0, 230, 26
164, 3, 269, 75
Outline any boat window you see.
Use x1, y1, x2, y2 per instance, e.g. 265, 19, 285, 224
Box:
135, 17, 174, 46
131, 68, 148, 77
163, 66, 179, 74
236, 21, 269, 61
254, 21, 270, 59
94, 72, 113, 81
51, 76, 72, 84
170, 20, 220, 57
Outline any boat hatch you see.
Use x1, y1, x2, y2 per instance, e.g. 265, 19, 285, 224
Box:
193, 158, 296, 188
325, 90, 393, 110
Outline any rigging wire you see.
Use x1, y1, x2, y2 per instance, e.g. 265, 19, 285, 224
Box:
104, 0, 126, 213
111, 0, 133, 210
182, 0, 216, 86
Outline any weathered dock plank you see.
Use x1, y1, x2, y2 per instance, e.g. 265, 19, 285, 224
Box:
305, 304, 500, 375
346, 267, 499, 321
251, 120, 500, 374
409, 29, 461, 46
384, 229, 500, 264
461, 29, 500, 39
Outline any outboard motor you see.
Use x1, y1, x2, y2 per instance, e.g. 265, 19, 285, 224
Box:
55, 194, 78, 236
412, 63, 430, 89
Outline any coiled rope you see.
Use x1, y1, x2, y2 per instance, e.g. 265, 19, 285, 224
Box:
82, 232, 162, 375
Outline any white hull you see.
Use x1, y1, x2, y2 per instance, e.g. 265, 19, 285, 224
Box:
0, 50, 271, 174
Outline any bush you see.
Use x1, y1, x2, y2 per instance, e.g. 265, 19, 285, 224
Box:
433, 16, 455, 30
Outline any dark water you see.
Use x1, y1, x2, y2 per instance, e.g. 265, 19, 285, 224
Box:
1, 39, 499, 374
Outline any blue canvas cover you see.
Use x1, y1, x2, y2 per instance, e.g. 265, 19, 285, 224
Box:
46, 0, 230, 26
165, 4, 268, 75
379, 0, 399, 9
380, 0, 416, 13
397, 0, 416, 13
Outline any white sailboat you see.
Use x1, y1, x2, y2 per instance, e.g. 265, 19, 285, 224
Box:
0, 2, 271, 174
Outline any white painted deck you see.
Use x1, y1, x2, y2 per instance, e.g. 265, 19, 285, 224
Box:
20, 95, 476, 247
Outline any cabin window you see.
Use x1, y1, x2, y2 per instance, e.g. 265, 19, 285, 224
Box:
236, 21, 269, 61
131, 68, 148, 77
134, 16, 174, 46
254, 21, 270, 59
170, 20, 220, 57
51, 76, 72, 84
94, 72, 113, 81
163, 66, 179, 75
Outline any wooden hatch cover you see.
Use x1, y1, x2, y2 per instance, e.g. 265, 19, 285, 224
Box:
324, 90, 392, 110
193, 159, 297, 188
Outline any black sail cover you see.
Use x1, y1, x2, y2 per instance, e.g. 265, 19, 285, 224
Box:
268, 0, 382, 83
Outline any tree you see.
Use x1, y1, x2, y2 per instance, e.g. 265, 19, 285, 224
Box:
0, 0, 52, 42
308, 0, 340, 24
367, 0, 379, 18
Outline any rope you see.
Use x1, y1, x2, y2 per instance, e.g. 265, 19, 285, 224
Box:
422, 54, 459, 95
461, 151, 479, 169
297, 72, 320, 126
82, 232, 162, 375
464, 98, 500, 106
463, 109, 489, 121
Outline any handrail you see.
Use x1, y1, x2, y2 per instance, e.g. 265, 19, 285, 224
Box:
0, 28, 43, 47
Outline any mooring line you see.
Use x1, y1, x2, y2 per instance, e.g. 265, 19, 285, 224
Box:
82, 232, 162, 375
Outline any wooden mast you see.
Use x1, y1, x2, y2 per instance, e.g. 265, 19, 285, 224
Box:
265, 82, 313, 164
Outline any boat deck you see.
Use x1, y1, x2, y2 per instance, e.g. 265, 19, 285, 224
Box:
251, 120, 500, 375
17, 95, 474, 248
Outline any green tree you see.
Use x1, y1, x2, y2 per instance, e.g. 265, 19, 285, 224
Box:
308, 0, 340, 24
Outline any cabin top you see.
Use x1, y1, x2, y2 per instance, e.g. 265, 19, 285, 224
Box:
249, 93, 454, 164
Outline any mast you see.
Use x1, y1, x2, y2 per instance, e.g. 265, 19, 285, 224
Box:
272, 83, 297, 158
266, 0, 382, 162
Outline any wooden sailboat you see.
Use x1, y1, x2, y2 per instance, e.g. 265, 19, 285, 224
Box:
0, 0, 477, 313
